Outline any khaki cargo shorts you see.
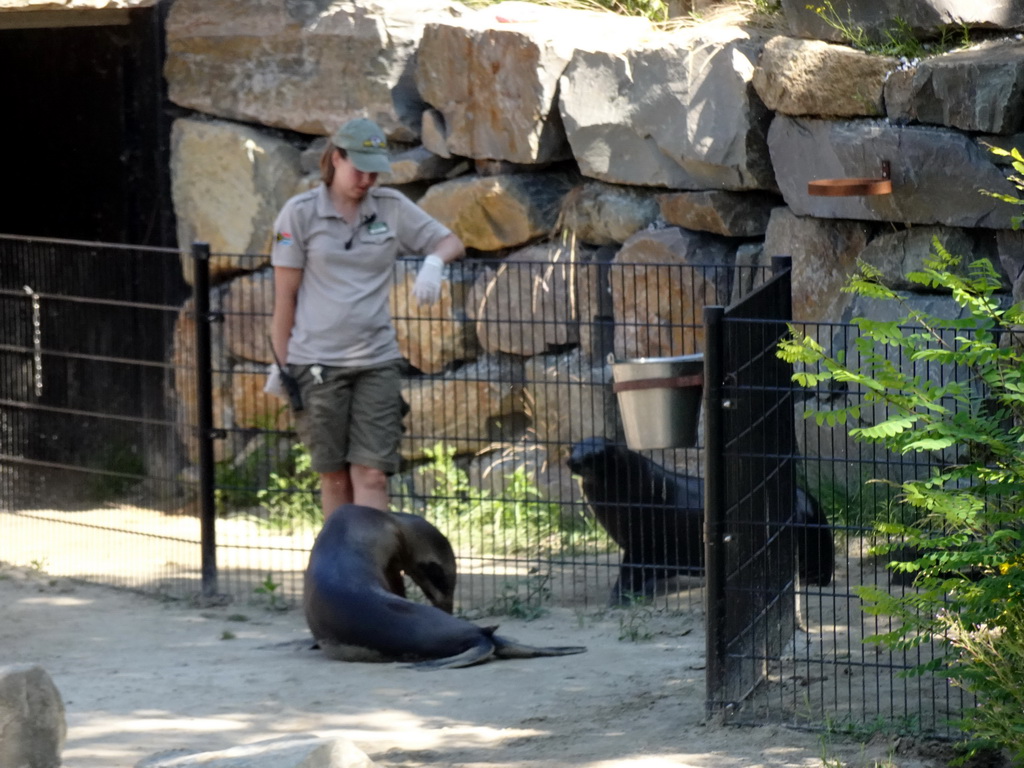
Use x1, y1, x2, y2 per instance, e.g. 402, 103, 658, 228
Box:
291, 360, 404, 475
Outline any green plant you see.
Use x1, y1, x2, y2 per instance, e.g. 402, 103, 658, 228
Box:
821, 712, 920, 741
220, 630, 237, 640
257, 443, 323, 533
86, 443, 145, 500
215, 448, 274, 512
798, 466, 901, 534
414, 443, 611, 557
940, 607, 1024, 764
807, 1, 970, 58
215, 460, 261, 512
778, 242, 1024, 755
817, 731, 845, 768
749, 0, 782, 14
216, 412, 294, 514
252, 573, 288, 611
617, 600, 655, 642
981, 144, 1024, 230
487, 572, 553, 619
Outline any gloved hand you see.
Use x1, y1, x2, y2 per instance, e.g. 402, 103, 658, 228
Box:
263, 363, 287, 399
411, 254, 445, 305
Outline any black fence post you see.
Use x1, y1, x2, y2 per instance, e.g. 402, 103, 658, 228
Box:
703, 304, 726, 717
192, 241, 218, 599
772, 255, 793, 284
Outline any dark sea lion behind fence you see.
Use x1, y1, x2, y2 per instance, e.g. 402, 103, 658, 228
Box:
567, 437, 834, 605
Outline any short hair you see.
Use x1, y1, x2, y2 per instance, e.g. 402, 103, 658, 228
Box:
319, 144, 348, 185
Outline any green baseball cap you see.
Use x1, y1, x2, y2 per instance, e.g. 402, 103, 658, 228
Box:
332, 118, 392, 174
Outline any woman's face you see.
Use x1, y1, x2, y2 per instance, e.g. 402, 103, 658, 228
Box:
331, 151, 378, 203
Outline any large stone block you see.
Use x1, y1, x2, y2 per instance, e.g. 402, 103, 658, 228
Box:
996, 228, 1024, 303
571, 244, 616, 364
780, 0, 1024, 42
559, 25, 775, 190
657, 190, 781, 237
753, 36, 895, 118
559, 182, 661, 246
523, 348, 617, 447
909, 40, 1024, 133
222, 269, 273, 364
383, 146, 464, 186
610, 227, 733, 359
170, 119, 299, 282
467, 436, 580, 504
400, 356, 526, 460
858, 225, 1004, 290
392, 260, 480, 374
231, 365, 291, 432
0, 0, 155, 8
767, 115, 1020, 228
0, 664, 65, 768
763, 207, 870, 327
467, 243, 579, 357
171, 297, 235, 464
165, 0, 464, 140
416, 2, 652, 163
416, 172, 574, 251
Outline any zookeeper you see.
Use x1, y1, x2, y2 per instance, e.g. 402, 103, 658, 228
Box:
266, 117, 465, 520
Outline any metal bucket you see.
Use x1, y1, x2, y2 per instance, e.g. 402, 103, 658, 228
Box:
611, 353, 704, 450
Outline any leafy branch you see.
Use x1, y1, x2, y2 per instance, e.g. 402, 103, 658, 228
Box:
778, 239, 1024, 757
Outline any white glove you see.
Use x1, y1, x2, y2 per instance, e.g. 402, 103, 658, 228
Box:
411, 254, 445, 305
263, 363, 287, 399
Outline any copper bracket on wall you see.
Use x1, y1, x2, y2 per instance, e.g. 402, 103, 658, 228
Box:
807, 160, 893, 197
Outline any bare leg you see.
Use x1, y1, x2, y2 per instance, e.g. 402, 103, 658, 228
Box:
350, 463, 389, 510
320, 468, 353, 520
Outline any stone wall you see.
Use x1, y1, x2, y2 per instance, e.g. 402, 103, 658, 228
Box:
163, 0, 1024, 487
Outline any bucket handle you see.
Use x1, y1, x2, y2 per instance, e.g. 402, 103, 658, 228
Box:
612, 373, 704, 393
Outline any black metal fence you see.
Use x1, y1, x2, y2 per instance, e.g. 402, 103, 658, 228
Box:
705, 260, 801, 717
0, 234, 966, 737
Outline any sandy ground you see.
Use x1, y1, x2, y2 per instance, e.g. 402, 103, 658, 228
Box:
0, 562, 964, 768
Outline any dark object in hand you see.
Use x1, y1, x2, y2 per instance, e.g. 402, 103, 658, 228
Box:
268, 341, 304, 412
280, 366, 304, 412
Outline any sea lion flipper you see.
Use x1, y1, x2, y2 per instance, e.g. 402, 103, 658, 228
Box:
492, 636, 587, 659
407, 640, 496, 670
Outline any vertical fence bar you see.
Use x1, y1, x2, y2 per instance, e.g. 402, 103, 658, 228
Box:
192, 241, 218, 599
771, 255, 792, 293
703, 303, 726, 715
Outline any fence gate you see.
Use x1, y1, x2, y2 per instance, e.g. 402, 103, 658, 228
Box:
704, 256, 797, 716
0, 236, 198, 595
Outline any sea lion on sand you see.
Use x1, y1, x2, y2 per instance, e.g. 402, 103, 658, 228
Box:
568, 437, 834, 605
303, 504, 587, 669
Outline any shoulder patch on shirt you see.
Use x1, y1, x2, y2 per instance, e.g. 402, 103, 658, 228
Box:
275, 231, 293, 246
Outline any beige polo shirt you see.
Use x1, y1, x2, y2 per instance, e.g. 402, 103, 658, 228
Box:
271, 184, 452, 367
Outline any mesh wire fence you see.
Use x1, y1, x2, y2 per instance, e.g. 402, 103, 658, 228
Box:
730, 319, 974, 737
0, 236, 195, 594
203, 247, 740, 613
0, 234, 969, 736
